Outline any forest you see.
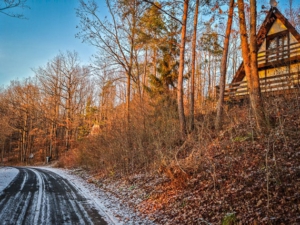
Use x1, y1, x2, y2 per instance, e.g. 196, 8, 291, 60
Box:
1, 0, 300, 223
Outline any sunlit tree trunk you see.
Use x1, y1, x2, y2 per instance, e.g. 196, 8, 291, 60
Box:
249, 0, 268, 131
178, 0, 189, 138
189, 0, 199, 132
238, 0, 267, 132
142, 48, 148, 97
215, 0, 234, 131
153, 48, 157, 78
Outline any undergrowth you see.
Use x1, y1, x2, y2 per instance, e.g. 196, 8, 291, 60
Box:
58, 94, 300, 224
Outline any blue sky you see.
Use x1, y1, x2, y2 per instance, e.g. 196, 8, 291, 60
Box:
0, 0, 299, 87
0, 0, 107, 86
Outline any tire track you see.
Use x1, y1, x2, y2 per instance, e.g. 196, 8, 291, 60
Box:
28, 168, 45, 225
35, 168, 106, 224
0, 168, 38, 225
0, 167, 108, 224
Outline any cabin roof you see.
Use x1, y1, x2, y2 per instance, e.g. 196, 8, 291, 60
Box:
231, 7, 300, 83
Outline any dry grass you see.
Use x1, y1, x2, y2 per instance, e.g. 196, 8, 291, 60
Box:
58, 91, 300, 223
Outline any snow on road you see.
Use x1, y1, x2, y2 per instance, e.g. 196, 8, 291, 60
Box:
42, 167, 155, 225
0, 167, 19, 193
0, 166, 154, 224
1, 167, 108, 224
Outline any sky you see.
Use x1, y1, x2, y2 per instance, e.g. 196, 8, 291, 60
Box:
0, 0, 107, 87
0, 0, 300, 87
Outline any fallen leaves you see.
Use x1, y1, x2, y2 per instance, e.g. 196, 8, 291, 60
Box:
73, 97, 300, 224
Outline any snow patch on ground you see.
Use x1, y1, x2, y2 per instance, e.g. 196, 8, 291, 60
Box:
41, 167, 155, 225
0, 167, 19, 193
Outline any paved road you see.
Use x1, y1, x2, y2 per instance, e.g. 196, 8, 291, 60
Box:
0, 167, 108, 225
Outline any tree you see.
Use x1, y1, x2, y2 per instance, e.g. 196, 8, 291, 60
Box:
215, 0, 234, 131
35, 55, 63, 158
0, 91, 13, 163
76, 0, 141, 127
141, 0, 190, 137
177, 0, 189, 138
137, 2, 166, 80
285, 0, 300, 32
147, 7, 179, 96
237, 0, 267, 132
59, 51, 90, 151
4, 79, 40, 162
189, 0, 200, 131
0, 0, 28, 18
35, 51, 90, 155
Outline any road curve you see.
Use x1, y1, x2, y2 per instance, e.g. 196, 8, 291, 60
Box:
0, 167, 108, 225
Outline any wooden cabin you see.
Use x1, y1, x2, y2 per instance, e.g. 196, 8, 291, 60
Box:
225, 7, 300, 100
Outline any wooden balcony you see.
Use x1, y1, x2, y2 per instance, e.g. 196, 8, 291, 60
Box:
224, 72, 300, 100
257, 42, 300, 68
222, 43, 300, 101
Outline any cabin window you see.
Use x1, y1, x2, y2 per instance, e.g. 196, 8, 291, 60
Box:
266, 30, 289, 62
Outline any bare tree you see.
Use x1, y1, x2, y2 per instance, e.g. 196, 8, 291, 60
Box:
285, 0, 300, 32
0, 91, 13, 164
35, 51, 90, 155
59, 52, 90, 151
4, 79, 40, 162
0, 0, 28, 18
177, 0, 189, 138
76, 0, 141, 127
35, 56, 63, 158
215, 0, 235, 131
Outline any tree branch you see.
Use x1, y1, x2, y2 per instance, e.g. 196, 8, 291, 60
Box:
0, 0, 28, 19
141, 0, 182, 25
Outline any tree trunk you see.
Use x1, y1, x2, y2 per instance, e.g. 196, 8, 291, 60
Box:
177, 0, 189, 138
249, 0, 268, 130
126, 71, 131, 126
208, 52, 211, 98
215, 0, 234, 131
1, 140, 4, 164
142, 48, 148, 97
153, 47, 157, 77
189, 0, 199, 132
238, 0, 267, 132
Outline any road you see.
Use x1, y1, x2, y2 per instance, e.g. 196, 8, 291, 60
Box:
0, 167, 108, 225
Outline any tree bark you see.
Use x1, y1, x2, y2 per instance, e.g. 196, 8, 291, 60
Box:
238, 0, 267, 132
126, 70, 131, 127
215, 0, 234, 131
142, 48, 148, 97
177, 0, 189, 138
1, 140, 4, 164
189, 0, 199, 132
249, 0, 268, 131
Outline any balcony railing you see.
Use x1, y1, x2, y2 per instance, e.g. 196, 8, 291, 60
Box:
222, 42, 300, 100
224, 71, 300, 99
257, 42, 300, 66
